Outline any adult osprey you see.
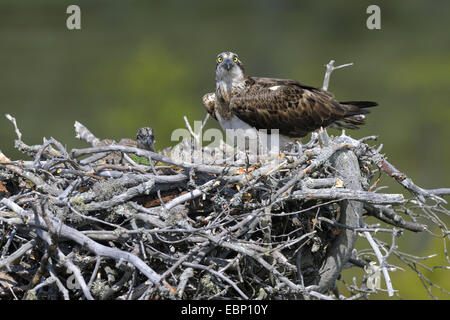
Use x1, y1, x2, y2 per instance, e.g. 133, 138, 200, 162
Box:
202, 51, 377, 152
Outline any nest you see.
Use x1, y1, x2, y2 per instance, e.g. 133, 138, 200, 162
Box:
0, 113, 448, 300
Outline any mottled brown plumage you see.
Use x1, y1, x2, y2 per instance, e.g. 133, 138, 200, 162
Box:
203, 52, 377, 140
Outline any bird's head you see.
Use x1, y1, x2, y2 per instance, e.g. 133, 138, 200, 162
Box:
215, 51, 245, 83
136, 127, 155, 152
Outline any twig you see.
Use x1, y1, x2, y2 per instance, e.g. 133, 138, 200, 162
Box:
361, 220, 395, 297
5, 114, 23, 141
322, 60, 354, 91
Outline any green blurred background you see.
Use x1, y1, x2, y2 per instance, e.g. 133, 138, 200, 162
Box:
0, 0, 449, 299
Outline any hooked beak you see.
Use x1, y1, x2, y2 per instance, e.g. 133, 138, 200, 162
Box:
222, 59, 233, 71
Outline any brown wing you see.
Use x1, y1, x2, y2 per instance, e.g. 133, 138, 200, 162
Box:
202, 92, 217, 120
230, 77, 369, 138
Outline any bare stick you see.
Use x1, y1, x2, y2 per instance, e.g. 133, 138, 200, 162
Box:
322, 60, 354, 91
5, 114, 23, 141
362, 224, 395, 297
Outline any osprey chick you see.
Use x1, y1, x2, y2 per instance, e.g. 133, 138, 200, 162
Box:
202, 51, 377, 151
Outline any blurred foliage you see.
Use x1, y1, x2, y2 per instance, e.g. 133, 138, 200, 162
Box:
0, 0, 448, 299
89, 43, 197, 150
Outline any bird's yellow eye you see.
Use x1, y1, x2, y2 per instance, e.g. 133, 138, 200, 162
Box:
217, 57, 223, 63
233, 56, 238, 62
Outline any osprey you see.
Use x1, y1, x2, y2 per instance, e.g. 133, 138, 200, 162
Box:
202, 51, 377, 152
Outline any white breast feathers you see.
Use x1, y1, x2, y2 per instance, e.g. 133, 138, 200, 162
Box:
216, 113, 291, 155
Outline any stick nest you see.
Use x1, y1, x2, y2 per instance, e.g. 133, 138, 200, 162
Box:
0, 116, 449, 300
